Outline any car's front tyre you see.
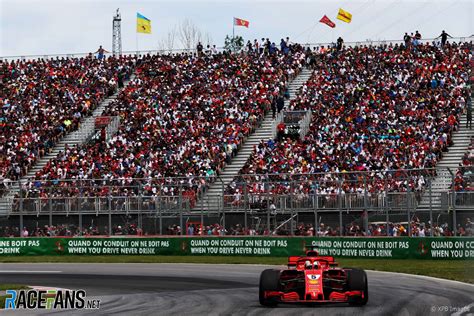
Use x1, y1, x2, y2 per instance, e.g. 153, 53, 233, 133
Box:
259, 269, 280, 307
346, 268, 368, 306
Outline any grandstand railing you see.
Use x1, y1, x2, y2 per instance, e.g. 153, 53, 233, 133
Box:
2, 168, 471, 237
223, 192, 419, 212
1, 36, 471, 62
448, 192, 474, 207
2, 167, 472, 216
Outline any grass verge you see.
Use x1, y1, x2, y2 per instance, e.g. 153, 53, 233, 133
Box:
0, 256, 472, 284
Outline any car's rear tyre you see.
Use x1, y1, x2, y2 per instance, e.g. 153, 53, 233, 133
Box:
259, 269, 280, 307
347, 268, 368, 306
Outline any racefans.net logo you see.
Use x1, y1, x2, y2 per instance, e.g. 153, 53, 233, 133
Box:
4, 289, 100, 310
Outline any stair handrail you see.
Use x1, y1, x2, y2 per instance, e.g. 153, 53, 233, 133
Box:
77, 118, 98, 142
105, 116, 121, 142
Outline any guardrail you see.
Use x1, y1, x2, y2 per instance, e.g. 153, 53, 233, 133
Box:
223, 192, 419, 212
5, 190, 472, 216
448, 191, 474, 207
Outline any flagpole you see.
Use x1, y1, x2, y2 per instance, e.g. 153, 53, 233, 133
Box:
136, 32, 139, 57
232, 17, 235, 53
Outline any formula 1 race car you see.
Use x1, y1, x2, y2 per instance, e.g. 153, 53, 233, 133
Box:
259, 248, 368, 306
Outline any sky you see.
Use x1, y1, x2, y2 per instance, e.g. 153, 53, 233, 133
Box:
0, 0, 473, 57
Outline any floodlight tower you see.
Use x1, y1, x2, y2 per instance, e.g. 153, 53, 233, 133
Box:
112, 8, 122, 56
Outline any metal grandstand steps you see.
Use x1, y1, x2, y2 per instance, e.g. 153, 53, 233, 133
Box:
193, 68, 314, 212
416, 109, 474, 212
0, 75, 135, 217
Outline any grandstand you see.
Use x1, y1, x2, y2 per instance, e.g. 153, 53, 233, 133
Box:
0, 36, 473, 237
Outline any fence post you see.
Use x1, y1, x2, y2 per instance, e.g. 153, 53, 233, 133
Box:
429, 181, 433, 237
449, 167, 457, 236
159, 198, 163, 236
363, 173, 368, 210
314, 210, 318, 237
158, 189, 162, 235
222, 209, 226, 234
339, 175, 343, 236
19, 182, 24, 232
339, 210, 343, 236
221, 176, 224, 212
179, 184, 183, 236
267, 189, 270, 232
385, 173, 389, 236
138, 210, 142, 233
78, 206, 83, 236
406, 177, 411, 237
338, 176, 343, 211
244, 200, 248, 234
138, 182, 143, 213
244, 182, 249, 229
108, 196, 112, 236
49, 198, 53, 227
200, 187, 204, 236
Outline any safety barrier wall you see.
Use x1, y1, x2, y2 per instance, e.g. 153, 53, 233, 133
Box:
0, 237, 473, 260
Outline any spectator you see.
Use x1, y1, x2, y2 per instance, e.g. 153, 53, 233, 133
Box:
437, 30, 452, 46
277, 122, 286, 141
21, 227, 29, 237
403, 32, 411, 47
196, 42, 204, 56
271, 98, 277, 119
336, 37, 344, 51
414, 31, 422, 40
95, 45, 110, 60
277, 95, 285, 114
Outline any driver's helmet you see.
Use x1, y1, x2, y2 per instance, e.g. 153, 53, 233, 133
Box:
304, 260, 312, 270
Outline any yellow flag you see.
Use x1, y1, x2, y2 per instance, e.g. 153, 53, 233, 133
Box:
137, 12, 151, 34
337, 8, 352, 23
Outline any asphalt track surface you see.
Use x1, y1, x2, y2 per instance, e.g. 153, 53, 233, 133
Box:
1, 263, 473, 316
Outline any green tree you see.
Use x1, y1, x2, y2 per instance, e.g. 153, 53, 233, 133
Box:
224, 35, 244, 52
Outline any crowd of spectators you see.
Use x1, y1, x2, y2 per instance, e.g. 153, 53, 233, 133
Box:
227, 40, 471, 203
19, 44, 306, 204
0, 55, 134, 191
2, 37, 472, 220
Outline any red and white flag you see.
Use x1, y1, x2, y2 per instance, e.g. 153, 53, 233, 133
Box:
319, 15, 336, 28
234, 17, 249, 28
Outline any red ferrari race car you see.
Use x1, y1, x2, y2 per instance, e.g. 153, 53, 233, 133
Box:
259, 248, 368, 306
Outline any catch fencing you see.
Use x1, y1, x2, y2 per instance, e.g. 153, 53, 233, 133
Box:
1, 167, 472, 237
